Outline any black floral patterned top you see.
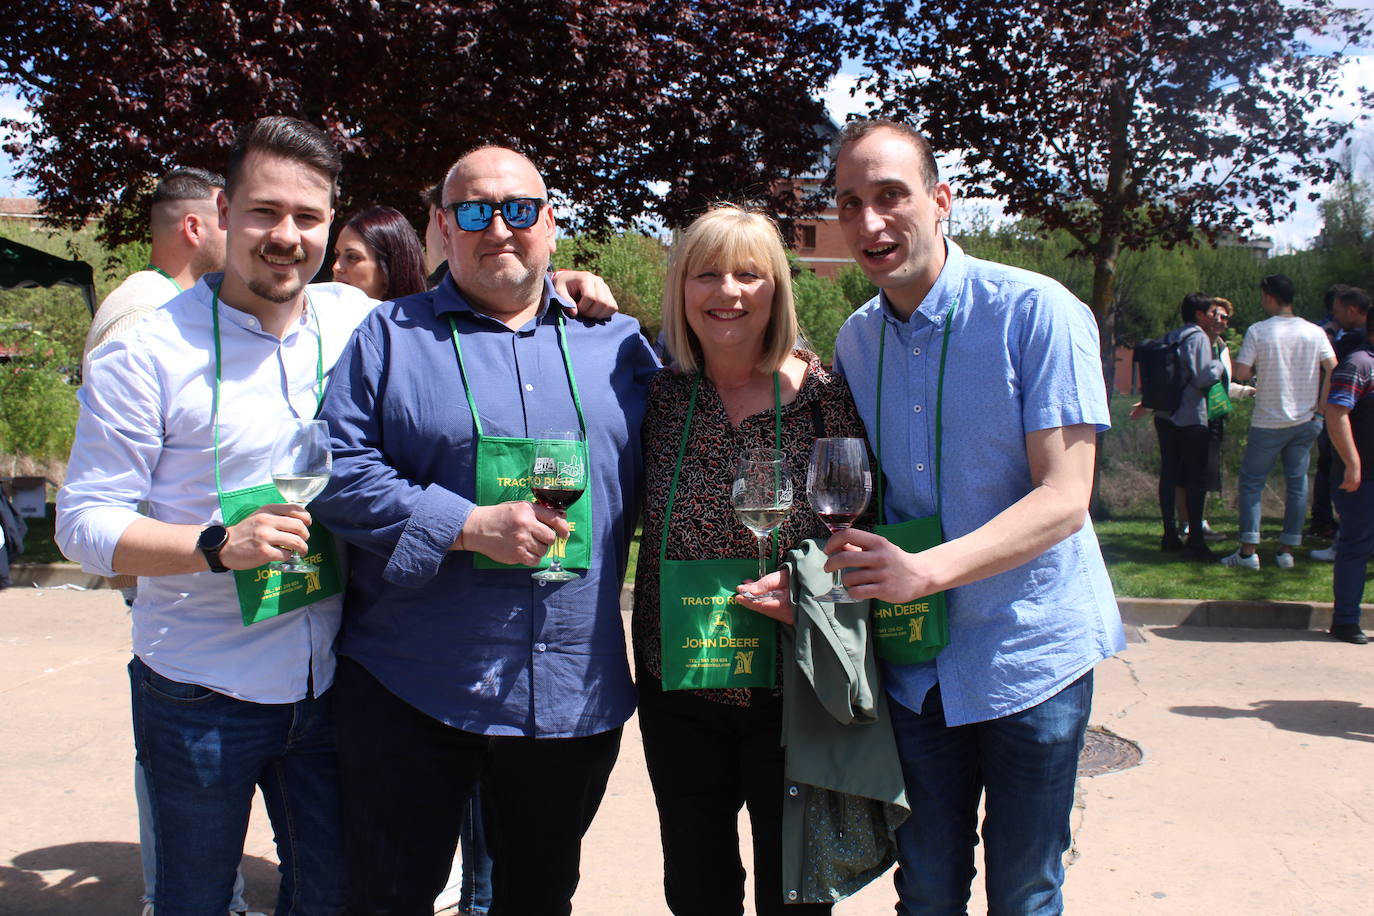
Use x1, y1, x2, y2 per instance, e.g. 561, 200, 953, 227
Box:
632, 351, 874, 707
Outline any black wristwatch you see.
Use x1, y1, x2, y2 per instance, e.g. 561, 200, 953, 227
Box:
197, 525, 230, 573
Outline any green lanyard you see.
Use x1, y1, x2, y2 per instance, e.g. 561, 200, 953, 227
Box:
875, 300, 956, 523
447, 308, 587, 438
147, 265, 181, 293
660, 372, 782, 566
210, 285, 324, 494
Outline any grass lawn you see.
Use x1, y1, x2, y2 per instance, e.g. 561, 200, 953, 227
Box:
1093, 512, 1357, 603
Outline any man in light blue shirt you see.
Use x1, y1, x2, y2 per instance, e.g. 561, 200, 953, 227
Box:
817, 119, 1124, 914
58, 117, 368, 914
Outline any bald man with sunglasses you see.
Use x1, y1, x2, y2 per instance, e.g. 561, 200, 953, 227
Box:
313, 146, 659, 915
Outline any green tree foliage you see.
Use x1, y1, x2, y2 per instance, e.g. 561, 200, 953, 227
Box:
2, 0, 839, 244
0, 325, 80, 462
834, 264, 876, 311
790, 259, 849, 363
555, 232, 668, 340
836, 0, 1370, 369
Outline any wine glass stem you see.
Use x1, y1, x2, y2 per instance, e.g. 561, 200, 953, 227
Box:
757, 535, 768, 581
832, 569, 844, 594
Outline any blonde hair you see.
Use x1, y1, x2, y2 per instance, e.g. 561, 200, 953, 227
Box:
662, 205, 797, 374
1211, 297, 1234, 315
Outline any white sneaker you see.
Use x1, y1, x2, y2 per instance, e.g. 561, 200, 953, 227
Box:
1275, 551, 1296, 569
1221, 550, 1260, 570
1311, 546, 1337, 562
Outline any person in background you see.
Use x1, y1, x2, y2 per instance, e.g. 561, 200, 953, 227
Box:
1189, 297, 1255, 542
1223, 274, 1336, 570
1322, 303, 1374, 643
83, 167, 226, 376
1310, 286, 1371, 561
332, 206, 428, 301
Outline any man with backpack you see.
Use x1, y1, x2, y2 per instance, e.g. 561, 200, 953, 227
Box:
1223, 274, 1336, 570
1141, 293, 1226, 560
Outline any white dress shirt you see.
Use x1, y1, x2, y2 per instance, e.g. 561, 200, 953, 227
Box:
57, 274, 377, 703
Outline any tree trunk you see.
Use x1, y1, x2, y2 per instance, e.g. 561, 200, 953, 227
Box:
1088, 240, 1122, 520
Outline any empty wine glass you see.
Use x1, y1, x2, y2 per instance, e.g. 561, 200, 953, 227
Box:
270, 418, 332, 574
807, 438, 871, 601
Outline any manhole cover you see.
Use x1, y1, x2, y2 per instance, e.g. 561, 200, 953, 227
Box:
1078, 726, 1142, 777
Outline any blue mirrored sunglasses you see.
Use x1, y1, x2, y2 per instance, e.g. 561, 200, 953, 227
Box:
449, 197, 544, 231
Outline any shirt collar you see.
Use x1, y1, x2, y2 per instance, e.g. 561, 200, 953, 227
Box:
432, 272, 570, 332
197, 272, 314, 341
877, 237, 968, 329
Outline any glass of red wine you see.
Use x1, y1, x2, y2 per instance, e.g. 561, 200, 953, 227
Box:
807, 438, 871, 602
530, 429, 587, 583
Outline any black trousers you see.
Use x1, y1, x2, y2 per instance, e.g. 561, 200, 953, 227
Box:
1155, 417, 1211, 542
332, 656, 621, 916
637, 677, 832, 916
1312, 426, 1337, 528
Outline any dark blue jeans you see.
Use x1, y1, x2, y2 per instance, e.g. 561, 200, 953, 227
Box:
129, 656, 346, 916
1330, 469, 1374, 627
459, 792, 493, 915
890, 673, 1093, 916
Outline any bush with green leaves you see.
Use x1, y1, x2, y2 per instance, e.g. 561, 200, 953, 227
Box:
0, 325, 80, 463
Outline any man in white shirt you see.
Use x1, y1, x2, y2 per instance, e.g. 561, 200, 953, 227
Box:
58, 116, 373, 914
82, 168, 226, 377
1223, 273, 1336, 569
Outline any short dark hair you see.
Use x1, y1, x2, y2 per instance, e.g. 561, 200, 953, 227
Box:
1335, 286, 1371, 314
342, 206, 427, 299
1180, 292, 1213, 324
1259, 273, 1295, 305
1323, 283, 1350, 312
421, 183, 442, 211
225, 116, 341, 204
151, 167, 224, 205
836, 118, 940, 191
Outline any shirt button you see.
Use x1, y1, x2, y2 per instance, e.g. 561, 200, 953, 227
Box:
915, 463, 926, 472
535, 642, 547, 653
913, 404, 922, 413
525, 383, 534, 391
787, 785, 799, 797
788, 891, 799, 902
913, 347, 921, 356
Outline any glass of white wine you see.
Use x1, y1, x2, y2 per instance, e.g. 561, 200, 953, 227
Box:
731, 448, 793, 597
270, 418, 332, 574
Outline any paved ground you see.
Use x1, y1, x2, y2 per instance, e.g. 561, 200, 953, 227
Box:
2, 586, 1371, 915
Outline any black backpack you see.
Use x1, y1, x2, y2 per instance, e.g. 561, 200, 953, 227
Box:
1134, 328, 1197, 412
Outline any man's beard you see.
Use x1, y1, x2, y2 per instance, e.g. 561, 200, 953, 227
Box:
246, 242, 308, 303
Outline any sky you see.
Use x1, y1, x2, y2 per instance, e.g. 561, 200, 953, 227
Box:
2, 9, 1372, 252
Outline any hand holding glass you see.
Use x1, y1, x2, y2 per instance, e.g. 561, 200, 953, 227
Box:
270, 419, 332, 574
530, 430, 587, 583
731, 448, 793, 599
807, 438, 871, 601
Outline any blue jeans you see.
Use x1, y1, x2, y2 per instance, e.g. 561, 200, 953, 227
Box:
135, 761, 250, 910
130, 656, 346, 916
1237, 419, 1323, 546
890, 673, 1093, 916
459, 792, 493, 915
1331, 469, 1374, 627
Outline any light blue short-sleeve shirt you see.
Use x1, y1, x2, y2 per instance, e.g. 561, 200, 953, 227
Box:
832, 240, 1125, 726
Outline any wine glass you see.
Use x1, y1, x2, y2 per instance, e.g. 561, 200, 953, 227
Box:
730, 448, 794, 596
270, 418, 332, 574
807, 438, 871, 601
530, 429, 587, 583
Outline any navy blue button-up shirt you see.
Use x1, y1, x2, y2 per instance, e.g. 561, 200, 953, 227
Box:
315, 275, 659, 737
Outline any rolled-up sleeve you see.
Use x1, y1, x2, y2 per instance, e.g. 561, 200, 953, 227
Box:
56, 341, 163, 576
314, 321, 474, 588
